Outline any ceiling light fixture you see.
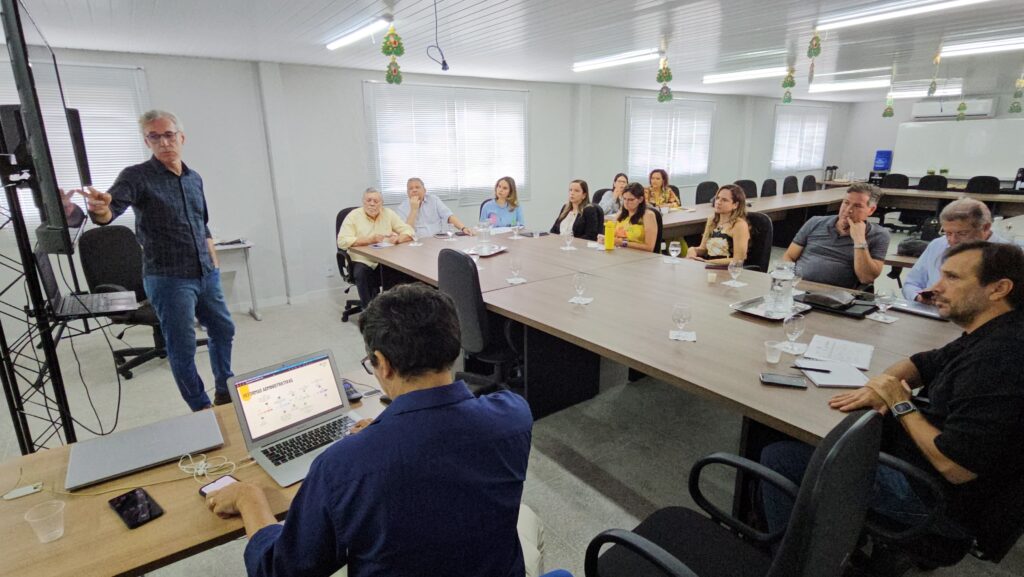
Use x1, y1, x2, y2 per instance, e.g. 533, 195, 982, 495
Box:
940, 36, 1024, 57
326, 14, 393, 51
814, 66, 893, 78
816, 0, 995, 31
572, 49, 660, 72
702, 67, 788, 84
807, 78, 892, 93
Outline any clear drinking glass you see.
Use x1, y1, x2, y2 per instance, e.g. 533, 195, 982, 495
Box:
782, 313, 806, 354
672, 303, 691, 331
510, 256, 522, 280
573, 273, 586, 298
563, 230, 574, 250
669, 241, 682, 261
445, 223, 456, 241
727, 260, 743, 282
409, 232, 422, 247
792, 263, 803, 291
765, 341, 783, 364
510, 219, 520, 240
876, 289, 896, 321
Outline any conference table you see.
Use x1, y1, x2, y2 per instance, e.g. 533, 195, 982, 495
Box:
0, 374, 386, 577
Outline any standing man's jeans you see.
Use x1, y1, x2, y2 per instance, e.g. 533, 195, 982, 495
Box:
144, 269, 235, 410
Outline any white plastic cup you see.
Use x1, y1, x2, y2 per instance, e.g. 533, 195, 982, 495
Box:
706, 272, 717, 283
764, 341, 783, 364
24, 500, 65, 543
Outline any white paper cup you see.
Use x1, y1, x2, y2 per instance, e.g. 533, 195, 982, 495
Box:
706, 272, 717, 283
24, 500, 65, 543
764, 341, 783, 364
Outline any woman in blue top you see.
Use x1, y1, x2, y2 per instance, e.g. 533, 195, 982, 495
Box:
480, 176, 524, 227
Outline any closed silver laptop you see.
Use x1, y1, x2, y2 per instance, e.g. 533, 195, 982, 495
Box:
891, 299, 946, 320
227, 350, 361, 487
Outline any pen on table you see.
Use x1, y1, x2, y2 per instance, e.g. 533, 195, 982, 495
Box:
791, 366, 831, 373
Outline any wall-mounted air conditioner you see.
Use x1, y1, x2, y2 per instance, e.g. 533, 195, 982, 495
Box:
911, 99, 995, 120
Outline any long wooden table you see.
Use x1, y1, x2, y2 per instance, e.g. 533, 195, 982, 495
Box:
0, 374, 386, 577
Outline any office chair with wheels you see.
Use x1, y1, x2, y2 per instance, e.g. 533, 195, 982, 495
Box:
335, 207, 368, 322
478, 198, 490, 221
437, 248, 521, 395
592, 188, 610, 206
79, 226, 208, 380
916, 174, 947, 192
802, 175, 818, 191
745, 212, 774, 273
587, 410, 882, 577
965, 175, 1000, 194
695, 181, 718, 205
877, 174, 927, 234
782, 176, 799, 194
734, 179, 757, 199
761, 178, 777, 198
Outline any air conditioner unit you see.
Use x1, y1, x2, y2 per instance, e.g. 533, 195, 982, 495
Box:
911, 99, 994, 120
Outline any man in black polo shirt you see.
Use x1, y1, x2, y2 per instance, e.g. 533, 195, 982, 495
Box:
762, 241, 1024, 542
81, 110, 235, 411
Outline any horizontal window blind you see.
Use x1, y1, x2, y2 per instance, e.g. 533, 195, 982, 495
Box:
364, 82, 529, 207
771, 105, 829, 172
0, 61, 148, 232
626, 97, 714, 185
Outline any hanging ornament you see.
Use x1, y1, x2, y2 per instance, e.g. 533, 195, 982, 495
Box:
806, 31, 821, 83
656, 55, 673, 102
927, 54, 941, 97
882, 94, 895, 118
381, 25, 404, 57
1010, 78, 1023, 113
808, 60, 815, 84
782, 90, 792, 104
658, 84, 673, 103
386, 56, 403, 84
782, 68, 796, 89
956, 100, 967, 121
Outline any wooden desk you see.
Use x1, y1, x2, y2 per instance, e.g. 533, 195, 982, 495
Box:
0, 376, 386, 577
884, 254, 918, 269
661, 188, 847, 236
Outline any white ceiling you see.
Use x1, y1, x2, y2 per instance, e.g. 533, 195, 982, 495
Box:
12, 0, 1024, 103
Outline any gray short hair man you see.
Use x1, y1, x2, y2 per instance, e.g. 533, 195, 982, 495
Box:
902, 197, 1008, 302
137, 109, 183, 134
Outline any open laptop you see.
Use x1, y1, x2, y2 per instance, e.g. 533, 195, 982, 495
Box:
227, 350, 362, 487
66, 410, 224, 491
891, 299, 946, 321
35, 248, 138, 318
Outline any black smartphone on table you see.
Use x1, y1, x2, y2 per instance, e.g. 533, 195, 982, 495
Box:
109, 488, 164, 529
759, 373, 809, 389
342, 379, 363, 402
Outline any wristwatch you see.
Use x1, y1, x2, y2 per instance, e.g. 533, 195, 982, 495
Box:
853, 242, 869, 250
891, 400, 918, 418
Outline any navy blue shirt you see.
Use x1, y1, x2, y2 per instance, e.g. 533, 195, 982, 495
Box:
244, 381, 533, 577
102, 156, 214, 278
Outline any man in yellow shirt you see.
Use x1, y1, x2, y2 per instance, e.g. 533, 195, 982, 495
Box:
337, 188, 414, 306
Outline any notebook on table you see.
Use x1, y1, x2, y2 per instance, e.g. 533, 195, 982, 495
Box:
227, 350, 362, 487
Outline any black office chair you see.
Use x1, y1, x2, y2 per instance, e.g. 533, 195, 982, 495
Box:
695, 181, 718, 205
478, 197, 491, 221
761, 178, 777, 198
880, 173, 909, 189
592, 188, 610, 206
782, 176, 799, 194
587, 410, 882, 577
877, 174, 926, 234
802, 175, 818, 192
335, 207, 370, 322
916, 174, 948, 192
79, 226, 207, 379
965, 176, 1000, 194
437, 248, 521, 395
745, 212, 774, 273
857, 453, 1024, 577
650, 207, 665, 254
668, 184, 681, 203
734, 179, 757, 199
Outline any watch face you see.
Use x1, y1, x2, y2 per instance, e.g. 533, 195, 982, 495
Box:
893, 401, 916, 416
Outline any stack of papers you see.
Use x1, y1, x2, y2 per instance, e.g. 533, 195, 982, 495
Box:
803, 335, 873, 370
793, 358, 867, 388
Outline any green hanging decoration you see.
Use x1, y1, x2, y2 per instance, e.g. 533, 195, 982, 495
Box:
782, 90, 792, 104
658, 84, 673, 103
927, 54, 940, 97
386, 56, 403, 84
656, 56, 673, 102
956, 100, 967, 121
656, 62, 673, 84
381, 25, 404, 57
882, 95, 894, 118
1010, 78, 1023, 113
782, 68, 796, 89
807, 32, 821, 58
1011, 101, 1022, 114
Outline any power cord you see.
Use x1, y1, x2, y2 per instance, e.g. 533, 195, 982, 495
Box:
178, 453, 237, 483
426, 0, 449, 71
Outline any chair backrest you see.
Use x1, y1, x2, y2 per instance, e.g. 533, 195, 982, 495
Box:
768, 410, 882, 577
336, 206, 357, 237
734, 179, 757, 199
761, 178, 777, 198
336, 206, 359, 281
783, 176, 800, 194
479, 198, 490, 221
801, 175, 818, 192
650, 207, 665, 254
880, 173, 909, 189
917, 174, 948, 191
668, 184, 680, 200
437, 248, 490, 355
592, 188, 610, 206
966, 175, 1000, 194
744, 212, 773, 273
695, 181, 718, 205
78, 225, 146, 301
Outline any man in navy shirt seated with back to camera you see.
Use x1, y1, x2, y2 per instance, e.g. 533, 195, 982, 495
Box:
206, 283, 533, 577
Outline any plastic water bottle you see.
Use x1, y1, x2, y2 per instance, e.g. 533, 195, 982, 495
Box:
604, 221, 616, 251
766, 264, 795, 316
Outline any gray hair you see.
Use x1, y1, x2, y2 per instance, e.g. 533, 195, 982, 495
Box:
940, 197, 991, 229
847, 182, 882, 207
363, 187, 382, 198
138, 110, 183, 134
407, 178, 424, 188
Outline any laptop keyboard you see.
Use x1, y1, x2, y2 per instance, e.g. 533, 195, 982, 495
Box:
261, 416, 356, 466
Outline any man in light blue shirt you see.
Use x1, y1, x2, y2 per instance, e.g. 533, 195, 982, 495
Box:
396, 178, 472, 237
903, 198, 1008, 303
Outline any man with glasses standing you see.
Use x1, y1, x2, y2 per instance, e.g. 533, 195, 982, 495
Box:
902, 198, 1008, 304
79, 110, 235, 411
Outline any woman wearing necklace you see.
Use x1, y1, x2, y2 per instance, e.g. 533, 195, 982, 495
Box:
550, 179, 603, 240
480, 176, 524, 227
598, 173, 629, 219
686, 184, 750, 264
644, 168, 680, 208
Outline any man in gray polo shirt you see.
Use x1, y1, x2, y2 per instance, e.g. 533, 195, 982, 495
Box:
784, 183, 891, 289
396, 178, 472, 237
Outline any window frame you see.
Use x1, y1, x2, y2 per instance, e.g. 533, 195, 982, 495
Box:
624, 96, 716, 187
770, 104, 831, 173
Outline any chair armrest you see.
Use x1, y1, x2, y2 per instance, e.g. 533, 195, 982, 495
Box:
864, 452, 948, 542
688, 452, 799, 545
95, 283, 128, 293
584, 529, 699, 577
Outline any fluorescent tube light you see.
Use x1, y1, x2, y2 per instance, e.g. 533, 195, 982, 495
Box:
702, 67, 788, 84
807, 78, 892, 93
572, 49, 660, 72
817, 0, 995, 31
326, 15, 393, 50
814, 66, 892, 78
940, 36, 1024, 57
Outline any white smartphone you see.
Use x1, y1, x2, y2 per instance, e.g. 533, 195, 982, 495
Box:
199, 475, 238, 497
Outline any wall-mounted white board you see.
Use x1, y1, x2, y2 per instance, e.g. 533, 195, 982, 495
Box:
890, 118, 1023, 180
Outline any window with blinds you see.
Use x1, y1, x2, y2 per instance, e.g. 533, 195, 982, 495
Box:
626, 97, 714, 185
0, 62, 149, 231
363, 82, 529, 206
770, 105, 830, 172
